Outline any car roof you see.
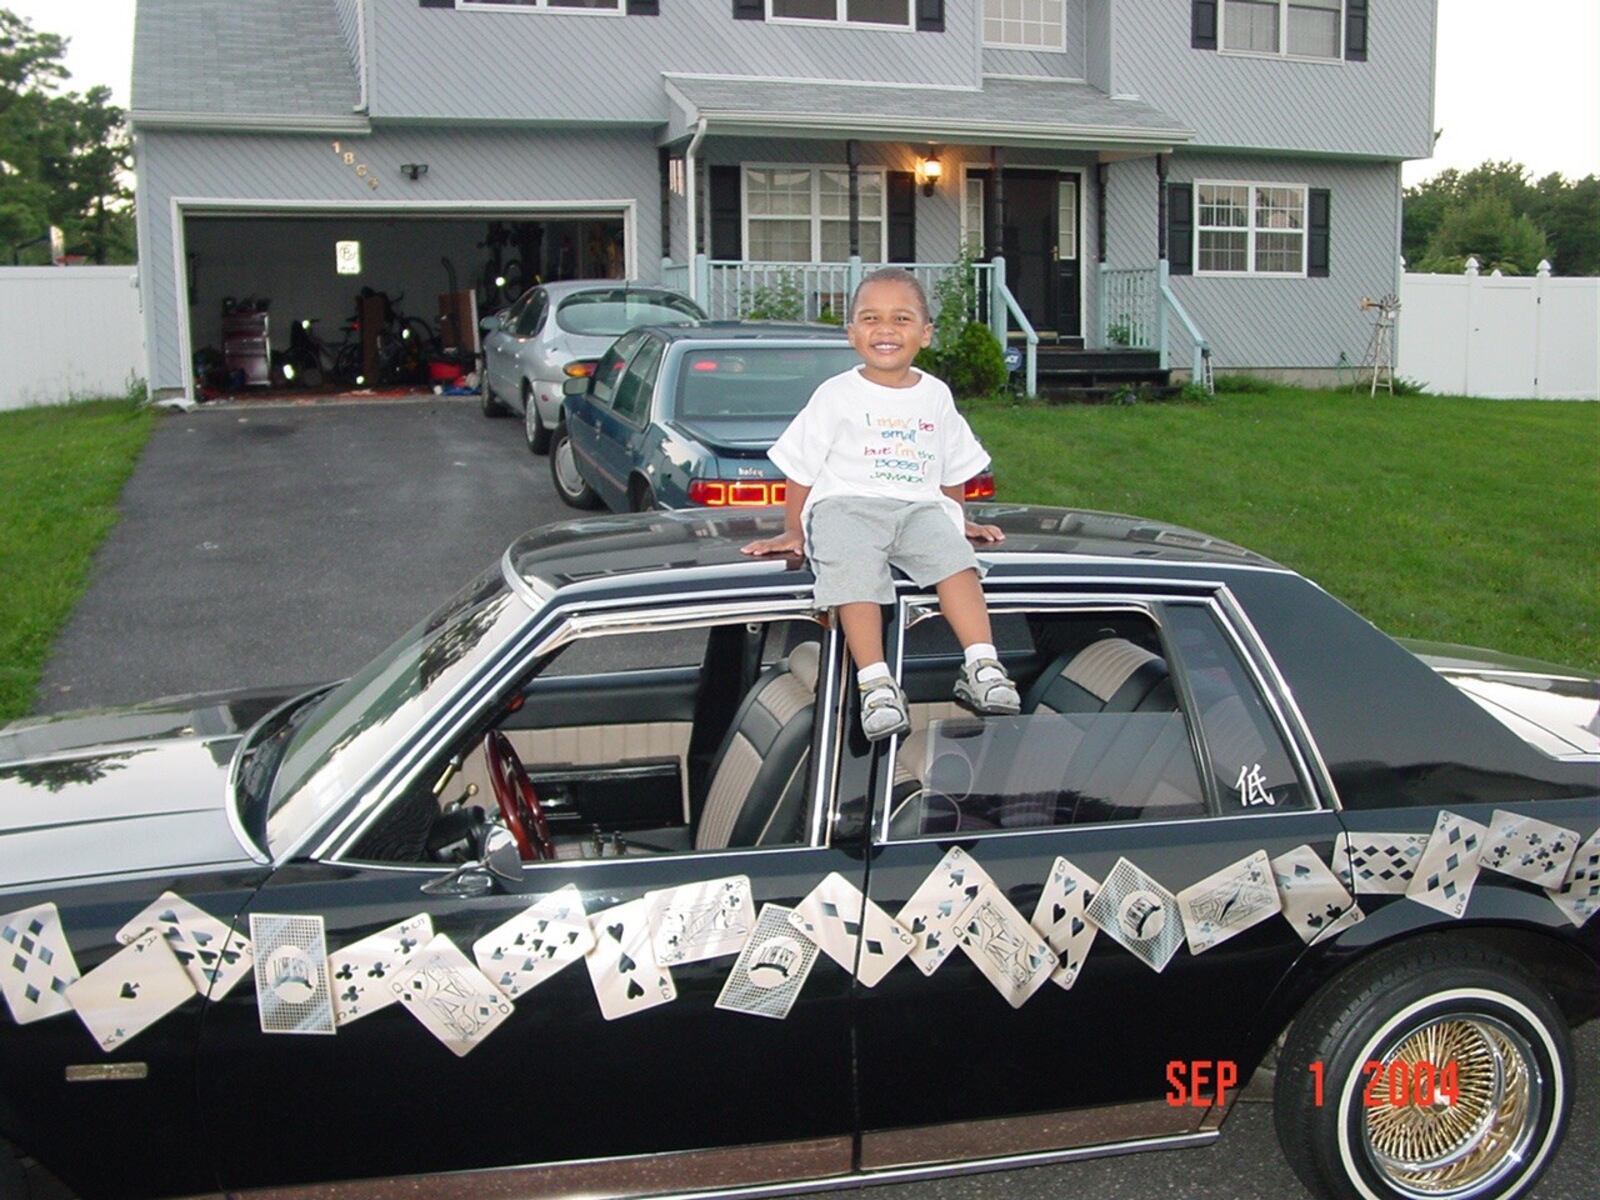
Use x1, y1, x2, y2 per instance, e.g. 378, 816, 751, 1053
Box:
505, 505, 1285, 604
651, 322, 849, 343
537, 279, 696, 298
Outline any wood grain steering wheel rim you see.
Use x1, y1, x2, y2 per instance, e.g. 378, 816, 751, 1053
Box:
484, 730, 555, 861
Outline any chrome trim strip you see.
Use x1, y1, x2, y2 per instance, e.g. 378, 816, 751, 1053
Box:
1212, 586, 1345, 812
213, 1129, 1220, 1200
1434, 667, 1593, 684
227, 689, 333, 867
860, 1100, 1204, 1170
0, 859, 257, 901
225, 1136, 852, 1200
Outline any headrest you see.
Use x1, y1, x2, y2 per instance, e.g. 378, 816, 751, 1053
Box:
1063, 638, 1161, 702
785, 640, 821, 693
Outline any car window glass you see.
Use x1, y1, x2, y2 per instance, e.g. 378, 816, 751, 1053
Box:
885, 609, 1210, 840
676, 346, 860, 420
611, 338, 665, 425
1160, 603, 1311, 812
513, 292, 547, 337
589, 331, 645, 409
555, 290, 705, 337
500, 289, 533, 329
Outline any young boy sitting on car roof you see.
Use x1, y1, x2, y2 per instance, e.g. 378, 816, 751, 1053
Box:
741, 267, 1019, 741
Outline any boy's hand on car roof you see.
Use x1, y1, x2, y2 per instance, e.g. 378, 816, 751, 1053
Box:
741, 531, 806, 556
965, 521, 1005, 543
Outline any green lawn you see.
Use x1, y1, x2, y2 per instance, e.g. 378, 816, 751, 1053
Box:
968, 389, 1600, 675
0, 399, 155, 721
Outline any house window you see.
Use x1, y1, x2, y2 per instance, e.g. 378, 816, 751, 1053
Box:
1221, 0, 1341, 60
1196, 181, 1306, 275
744, 167, 886, 263
982, 0, 1065, 51
459, 0, 622, 10
769, 0, 912, 29
963, 176, 984, 253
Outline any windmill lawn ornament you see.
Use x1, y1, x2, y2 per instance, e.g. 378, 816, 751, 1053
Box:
1358, 293, 1400, 396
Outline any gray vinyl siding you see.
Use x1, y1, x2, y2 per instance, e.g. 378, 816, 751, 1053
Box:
334, 0, 362, 81
1113, 0, 1436, 159
366, 2, 980, 122
1103, 153, 1402, 369
1085, 0, 1112, 93
981, 0, 1086, 78
137, 127, 660, 391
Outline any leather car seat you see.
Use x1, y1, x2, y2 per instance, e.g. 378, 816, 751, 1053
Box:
696, 641, 821, 850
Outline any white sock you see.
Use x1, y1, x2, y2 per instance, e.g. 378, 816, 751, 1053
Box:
857, 661, 892, 689
963, 643, 997, 667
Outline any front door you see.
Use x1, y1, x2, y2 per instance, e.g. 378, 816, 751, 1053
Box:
996, 172, 1058, 339
853, 591, 1342, 1165
1055, 175, 1082, 341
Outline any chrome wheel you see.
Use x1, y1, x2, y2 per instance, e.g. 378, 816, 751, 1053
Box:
1361, 1016, 1542, 1199
554, 439, 583, 495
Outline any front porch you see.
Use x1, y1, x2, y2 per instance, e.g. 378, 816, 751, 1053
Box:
655, 76, 1211, 395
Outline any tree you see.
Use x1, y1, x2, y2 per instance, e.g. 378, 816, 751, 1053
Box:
0, 8, 133, 264
1404, 160, 1599, 276
1415, 194, 1549, 275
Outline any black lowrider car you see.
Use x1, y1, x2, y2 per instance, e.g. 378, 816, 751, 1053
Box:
0, 507, 1595, 1200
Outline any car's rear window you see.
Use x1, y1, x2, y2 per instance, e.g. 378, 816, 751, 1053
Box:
555, 290, 704, 337
676, 346, 862, 420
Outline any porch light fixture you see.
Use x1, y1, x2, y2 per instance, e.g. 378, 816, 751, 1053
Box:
915, 152, 943, 197
399, 162, 429, 181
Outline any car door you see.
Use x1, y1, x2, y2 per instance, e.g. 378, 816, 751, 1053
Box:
195, 608, 864, 1193
566, 330, 645, 510
508, 289, 548, 410
589, 334, 666, 507
853, 587, 1342, 1168
483, 288, 532, 399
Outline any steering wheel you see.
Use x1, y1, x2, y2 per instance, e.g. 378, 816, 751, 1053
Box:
484, 730, 555, 861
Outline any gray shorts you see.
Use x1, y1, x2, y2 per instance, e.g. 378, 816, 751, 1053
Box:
806, 497, 979, 607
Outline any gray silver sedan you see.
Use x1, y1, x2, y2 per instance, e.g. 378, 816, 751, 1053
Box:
479, 280, 704, 453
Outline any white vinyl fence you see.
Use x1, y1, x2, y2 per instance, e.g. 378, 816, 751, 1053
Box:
1399, 262, 1598, 400
0, 267, 146, 410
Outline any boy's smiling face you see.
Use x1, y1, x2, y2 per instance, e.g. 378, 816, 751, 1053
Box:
847, 278, 934, 386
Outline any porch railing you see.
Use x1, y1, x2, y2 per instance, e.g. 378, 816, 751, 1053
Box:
659, 258, 690, 296
666, 257, 996, 324
1156, 260, 1212, 392
1099, 267, 1158, 350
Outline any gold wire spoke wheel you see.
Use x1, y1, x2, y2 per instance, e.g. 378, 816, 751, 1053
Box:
1360, 1015, 1542, 1198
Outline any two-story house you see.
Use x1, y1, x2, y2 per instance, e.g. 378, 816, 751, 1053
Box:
132, 0, 1437, 402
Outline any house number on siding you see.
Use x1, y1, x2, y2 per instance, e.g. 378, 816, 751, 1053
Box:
331, 141, 380, 191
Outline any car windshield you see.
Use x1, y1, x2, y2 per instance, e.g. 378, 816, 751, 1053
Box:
264, 567, 533, 858
555, 289, 704, 337
675, 345, 861, 420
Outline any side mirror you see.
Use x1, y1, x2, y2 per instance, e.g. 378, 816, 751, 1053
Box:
562, 376, 590, 398
480, 314, 504, 333
420, 825, 523, 897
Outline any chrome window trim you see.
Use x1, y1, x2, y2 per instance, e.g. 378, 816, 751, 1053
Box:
1212, 584, 1344, 811
322, 598, 834, 864
876, 584, 1335, 844
286, 581, 818, 864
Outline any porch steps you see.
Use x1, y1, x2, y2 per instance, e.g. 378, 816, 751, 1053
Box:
1031, 346, 1174, 400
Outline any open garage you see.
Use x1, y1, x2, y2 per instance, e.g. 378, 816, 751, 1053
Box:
178, 208, 628, 399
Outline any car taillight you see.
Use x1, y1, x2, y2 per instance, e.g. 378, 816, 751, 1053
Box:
563, 361, 596, 378
688, 479, 787, 507
964, 472, 996, 500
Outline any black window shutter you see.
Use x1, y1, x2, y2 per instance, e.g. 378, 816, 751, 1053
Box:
1167, 183, 1193, 275
1191, 0, 1217, 50
418, 0, 452, 9
1345, 0, 1367, 61
627, 0, 660, 14
887, 171, 916, 263
916, 0, 945, 33
709, 165, 742, 260
1307, 188, 1331, 276
733, 0, 764, 19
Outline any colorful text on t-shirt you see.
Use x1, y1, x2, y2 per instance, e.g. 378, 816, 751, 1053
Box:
864, 412, 937, 484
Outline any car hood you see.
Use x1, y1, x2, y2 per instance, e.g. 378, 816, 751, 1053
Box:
0, 686, 302, 888
1401, 639, 1600, 760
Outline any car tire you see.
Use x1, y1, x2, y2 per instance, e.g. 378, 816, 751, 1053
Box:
481, 372, 509, 417
523, 383, 550, 454
549, 424, 601, 510
629, 479, 658, 512
1274, 937, 1572, 1200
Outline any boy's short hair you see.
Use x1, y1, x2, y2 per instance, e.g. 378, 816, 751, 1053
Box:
848, 267, 932, 324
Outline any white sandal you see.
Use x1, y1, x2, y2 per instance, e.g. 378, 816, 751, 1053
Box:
954, 659, 1021, 716
860, 677, 911, 741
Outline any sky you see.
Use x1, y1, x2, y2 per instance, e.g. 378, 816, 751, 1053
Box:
6, 0, 1598, 187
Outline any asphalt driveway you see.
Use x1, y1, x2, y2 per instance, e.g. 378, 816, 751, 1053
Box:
30, 397, 1598, 1200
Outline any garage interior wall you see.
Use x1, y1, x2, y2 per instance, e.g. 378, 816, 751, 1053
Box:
185, 217, 484, 356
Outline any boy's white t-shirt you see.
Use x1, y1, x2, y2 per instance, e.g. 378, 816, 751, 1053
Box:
767, 367, 990, 533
